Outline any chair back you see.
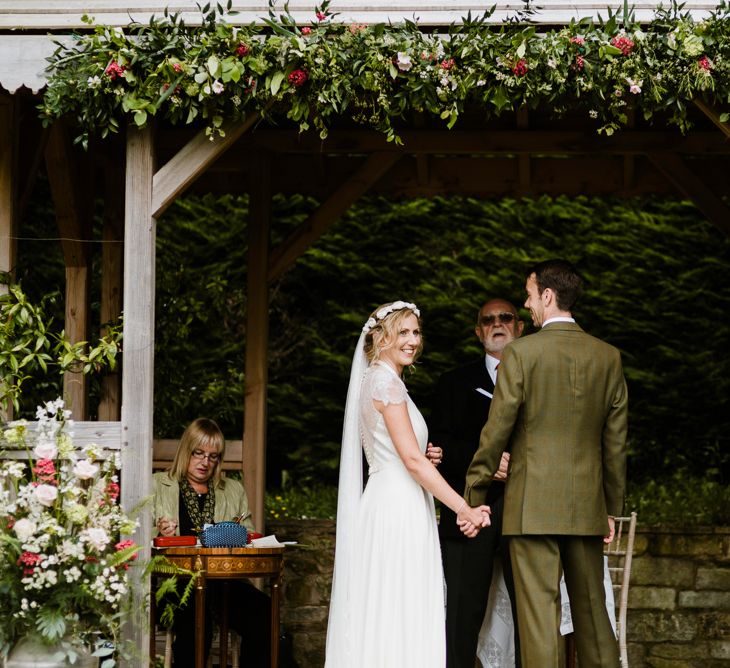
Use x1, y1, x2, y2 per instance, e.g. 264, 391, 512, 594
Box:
604, 512, 638, 668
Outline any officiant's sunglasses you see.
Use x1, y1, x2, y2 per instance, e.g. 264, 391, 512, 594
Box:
480, 312, 517, 326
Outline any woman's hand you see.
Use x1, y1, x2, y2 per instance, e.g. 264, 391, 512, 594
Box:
456, 503, 491, 537
157, 516, 177, 536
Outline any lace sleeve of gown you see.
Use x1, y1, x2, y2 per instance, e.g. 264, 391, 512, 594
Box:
368, 366, 408, 406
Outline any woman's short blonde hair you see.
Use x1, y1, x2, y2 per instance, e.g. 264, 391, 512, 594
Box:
363, 302, 423, 364
168, 417, 227, 489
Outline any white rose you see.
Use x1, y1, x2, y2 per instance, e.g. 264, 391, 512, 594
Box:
73, 460, 99, 480
13, 518, 37, 542
33, 439, 57, 460
396, 52, 413, 72
82, 527, 110, 551
34, 484, 58, 507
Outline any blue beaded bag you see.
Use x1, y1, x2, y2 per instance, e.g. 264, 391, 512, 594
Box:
199, 521, 248, 547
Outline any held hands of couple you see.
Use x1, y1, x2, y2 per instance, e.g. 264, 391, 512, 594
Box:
456, 501, 491, 538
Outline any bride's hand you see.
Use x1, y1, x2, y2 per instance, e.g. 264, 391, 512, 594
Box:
456, 503, 491, 537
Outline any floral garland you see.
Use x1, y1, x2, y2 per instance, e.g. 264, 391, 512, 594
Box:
39, 0, 730, 148
362, 301, 420, 333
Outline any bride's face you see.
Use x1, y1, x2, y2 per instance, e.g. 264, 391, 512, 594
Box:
378, 313, 421, 372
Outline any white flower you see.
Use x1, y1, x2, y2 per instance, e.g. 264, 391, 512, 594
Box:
82, 527, 110, 551
34, 484, 58, 507
87, 75, 102, 88
362, 317, 377, 333
73, 460, 99, 480
396, 52, 413, 72
547, 58, 557, 69
212, 80, 225, 94
34, 438, 57, 460
626, 77, 643, 94
14, 518, 37, 542
589, 109, 598, 118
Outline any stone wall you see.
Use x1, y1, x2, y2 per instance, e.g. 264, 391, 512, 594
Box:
268, 520, 730, 668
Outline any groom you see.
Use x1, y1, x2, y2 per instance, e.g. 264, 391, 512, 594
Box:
465, 260, 627, 668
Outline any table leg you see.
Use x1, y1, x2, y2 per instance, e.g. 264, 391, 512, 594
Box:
271, 574, 281, 668
195, 567, 206, 668
220, 583, 229, 667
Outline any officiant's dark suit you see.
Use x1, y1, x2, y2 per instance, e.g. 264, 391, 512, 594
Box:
465, 261, 628, 668
430, 299, 523, 668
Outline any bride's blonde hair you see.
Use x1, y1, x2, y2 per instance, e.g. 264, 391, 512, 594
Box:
363, 302, 423, 364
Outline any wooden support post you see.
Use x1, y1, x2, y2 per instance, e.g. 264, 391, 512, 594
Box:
120, 125, 155, 665
243, 152, 271, 532
694, 99, 730, 140
0, 95, 17, 422
0, 94, 16, 293
99, 157, 124, 421
44, 122, 90, 419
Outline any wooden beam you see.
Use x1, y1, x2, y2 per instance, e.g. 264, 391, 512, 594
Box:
98, 156, 124, 421
243, 152, 271, 533
694, 99, 730, 140
151, 114, 260, 218
0, 420, 122, 456
193, 128, 730, 156
648, 152, 730, 236
268, 152, 402, 280
120, 124, 155, 665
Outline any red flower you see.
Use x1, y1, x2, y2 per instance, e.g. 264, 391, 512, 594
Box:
288, 69, 308, 87
236, 43, 250, 57
698, 55, 713, 71
106, 481, 120, 501
316, 11, 326, 21
440, 58, 455, 70
18, 551, 42, 575
610, 35, 634, 56
105, 60, 126, 80
301, 27, 312, 35
512, 59, 528, 77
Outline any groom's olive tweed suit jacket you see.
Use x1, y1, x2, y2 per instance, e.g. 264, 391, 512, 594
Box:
464, 321, 628, 536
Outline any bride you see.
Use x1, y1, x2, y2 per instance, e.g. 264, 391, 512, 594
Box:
325, 301, 491, 668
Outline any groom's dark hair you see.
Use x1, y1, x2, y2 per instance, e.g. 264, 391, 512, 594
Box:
527, 259, 584, 311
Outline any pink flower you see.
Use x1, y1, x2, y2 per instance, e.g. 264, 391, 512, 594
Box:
440, 58, 455, 70
106, 481, 120, 501
33, 459, 56, 484
512, 59, 528, 77
236, 43, 250, 57
349, 24, 367, 34
698, 55, 713, 71
115, 539, 138, 568
611, 35, 634, 56
301, 27, 312, 35
172, 62, 183, 73
316, 11, 326, 21
105, 60, 126, 80
573, 55, 585, 70
570, 36, 585, 45
288, 69, 308, 87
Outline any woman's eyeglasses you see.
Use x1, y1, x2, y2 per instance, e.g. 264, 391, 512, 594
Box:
191, 449, 220, 463
479, 312, 517, 326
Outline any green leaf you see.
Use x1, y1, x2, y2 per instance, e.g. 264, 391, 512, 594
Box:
206, 55, 220, 77
516, 41, 526, 58
269, 71, 285, 96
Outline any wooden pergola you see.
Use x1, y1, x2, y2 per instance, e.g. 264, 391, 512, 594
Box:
1, 0, 729, 662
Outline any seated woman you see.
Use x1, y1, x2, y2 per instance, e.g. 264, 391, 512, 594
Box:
153, 417, 270, 667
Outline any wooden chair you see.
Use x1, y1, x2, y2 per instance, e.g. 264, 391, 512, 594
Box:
161, 629, 240, 667
565, 512, 638, 668
605, 512, 638, 668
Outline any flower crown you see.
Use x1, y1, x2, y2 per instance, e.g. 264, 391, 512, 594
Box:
362, 301, 420, 334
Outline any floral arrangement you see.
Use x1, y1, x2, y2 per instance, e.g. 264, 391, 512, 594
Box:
0, 400, 139, 666
39, 0, 729, 147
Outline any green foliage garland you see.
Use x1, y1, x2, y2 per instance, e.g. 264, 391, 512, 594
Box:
40, 0, 730, 147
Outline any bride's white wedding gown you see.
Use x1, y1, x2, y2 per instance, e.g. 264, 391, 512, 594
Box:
325, 361, 446, 667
